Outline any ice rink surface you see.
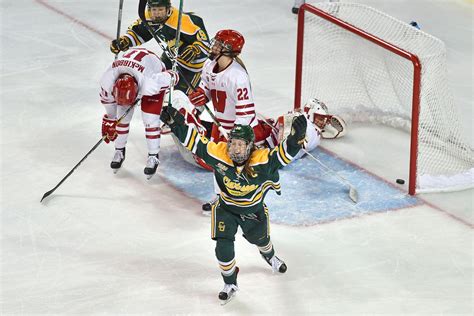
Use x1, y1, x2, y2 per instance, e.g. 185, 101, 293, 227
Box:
1, 0, 472, 314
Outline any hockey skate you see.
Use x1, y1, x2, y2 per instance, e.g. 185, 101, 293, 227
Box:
202, 195, 219, 216
262, 254, 287, 273
219, 283, 239, 305
218, 267, 239, 305
110, 148, 126, 173
144, 154, 160, 180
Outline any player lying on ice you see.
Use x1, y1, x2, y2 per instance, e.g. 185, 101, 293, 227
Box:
164, 91, 347, 172
160, 105, 307, 304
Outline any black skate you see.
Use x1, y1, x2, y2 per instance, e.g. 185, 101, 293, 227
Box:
292, 7, 299, 14
110, 148, 126, 173
218, 267, 239, 305
202, 195, 219, 216
144, 154, 160, 180
262, 254, 287, 273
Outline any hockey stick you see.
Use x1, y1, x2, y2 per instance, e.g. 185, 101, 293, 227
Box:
167, 0, 184, 106
302, 149, 358, 203
114, 0, 125, 60
40, 103, 137, 202
256, 113, 358, 203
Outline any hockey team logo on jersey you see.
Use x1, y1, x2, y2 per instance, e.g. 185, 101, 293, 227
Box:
223, 176, 258, 196
197, 29, 208, 41
218, 222, 225, 232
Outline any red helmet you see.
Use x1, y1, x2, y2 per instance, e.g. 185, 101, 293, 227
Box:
213, 29, 245, 56
113, 74, 138, 105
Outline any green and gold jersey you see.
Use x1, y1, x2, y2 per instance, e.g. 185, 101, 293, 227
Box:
125, 7, 210, 74
172, 123, 302, 215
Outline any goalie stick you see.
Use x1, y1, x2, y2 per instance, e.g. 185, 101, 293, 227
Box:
40, 102, 137, 202
302, 149, 359, 203
256, 113, 358, 203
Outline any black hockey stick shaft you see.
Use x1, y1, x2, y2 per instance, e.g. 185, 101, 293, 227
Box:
114, 0, 125, 60
40, 104, 135, 202
40, 138, 104, 202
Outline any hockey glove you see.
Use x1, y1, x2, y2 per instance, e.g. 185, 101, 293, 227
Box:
110, 36, 131, 54
102, 115, 118, 143
286, 114, 307, 148
161, 106, 185, 129
188, 87, 209, 107
179, 43, 201, 63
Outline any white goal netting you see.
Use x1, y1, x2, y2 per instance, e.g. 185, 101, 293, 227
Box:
297, 2, 473, 193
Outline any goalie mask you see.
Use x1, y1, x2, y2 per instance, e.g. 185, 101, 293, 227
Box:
210, 30, 245, 60
227, 124, 255, 165
303, 98, 330, 129
147, 0, 172, 24
113, 74, 138, 106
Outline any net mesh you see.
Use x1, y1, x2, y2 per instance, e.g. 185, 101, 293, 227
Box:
298, 2, 473, 192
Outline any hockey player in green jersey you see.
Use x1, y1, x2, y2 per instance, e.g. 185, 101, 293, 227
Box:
110, 0, 210, 94
160, 105, 307, 304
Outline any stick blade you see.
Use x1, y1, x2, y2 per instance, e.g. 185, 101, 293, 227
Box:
349, 187, 358, 203
40, 190, 54, 203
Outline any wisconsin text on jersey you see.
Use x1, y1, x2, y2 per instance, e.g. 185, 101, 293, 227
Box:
112, 60, 145, 73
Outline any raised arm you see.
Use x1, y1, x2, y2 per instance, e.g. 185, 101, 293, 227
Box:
268, 114, 307, 172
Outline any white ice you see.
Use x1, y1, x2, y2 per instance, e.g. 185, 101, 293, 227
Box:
1, 0, 472, 314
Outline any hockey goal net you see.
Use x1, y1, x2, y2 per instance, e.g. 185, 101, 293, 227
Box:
295, 2, 473, 194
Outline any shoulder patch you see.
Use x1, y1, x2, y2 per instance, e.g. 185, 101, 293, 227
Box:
207, 142, 234, 166
249, 148, 270, 167
166, 8, 200, 35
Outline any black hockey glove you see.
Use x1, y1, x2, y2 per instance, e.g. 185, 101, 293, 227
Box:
161, 106, 185, 129
110, 36, 131, 54
287, 114, 307, 148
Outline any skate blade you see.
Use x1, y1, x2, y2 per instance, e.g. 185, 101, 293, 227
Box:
146, 174, 155, 180
202, 210, 211, 217
112, 168, 120, 174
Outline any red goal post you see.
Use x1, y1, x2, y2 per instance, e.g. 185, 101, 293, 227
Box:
294, 2, 473, 195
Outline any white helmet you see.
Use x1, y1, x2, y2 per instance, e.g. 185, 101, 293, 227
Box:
303, 98, 329, 129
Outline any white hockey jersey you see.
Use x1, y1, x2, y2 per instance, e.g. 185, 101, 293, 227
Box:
100, 48, 173, 105
199, 59, 257, 136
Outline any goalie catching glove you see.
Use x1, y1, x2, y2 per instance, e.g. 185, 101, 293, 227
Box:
160, 106, 185, 129
110, 36, 131, 54
102, 115, 117, 143
286, 114, 307, 148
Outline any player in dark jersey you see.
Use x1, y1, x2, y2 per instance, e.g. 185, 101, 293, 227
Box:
160, 105, 307, 304
110, 0, 210, 94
